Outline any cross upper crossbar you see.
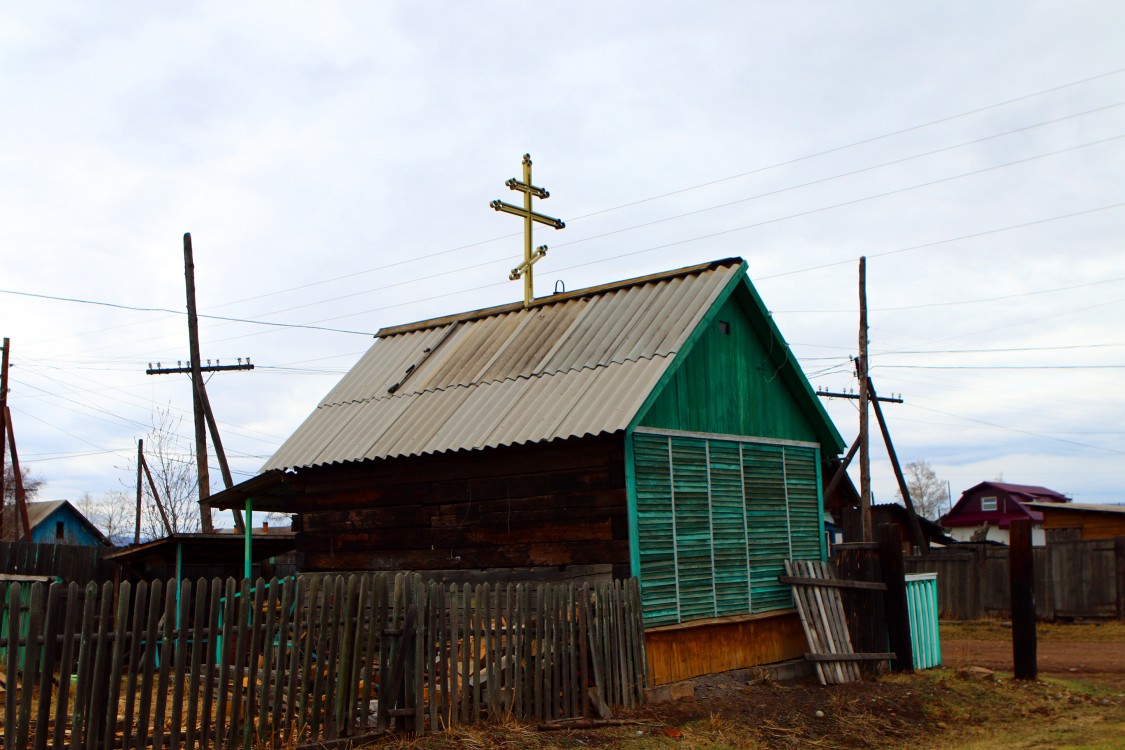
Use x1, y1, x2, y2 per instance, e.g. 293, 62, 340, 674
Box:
489, 199, 565, 229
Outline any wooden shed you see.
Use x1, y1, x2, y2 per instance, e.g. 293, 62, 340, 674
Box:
213, 258, 845, 684
1023, 501, 1125, 541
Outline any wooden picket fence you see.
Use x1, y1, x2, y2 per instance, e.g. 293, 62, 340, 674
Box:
0, 573, 648, 748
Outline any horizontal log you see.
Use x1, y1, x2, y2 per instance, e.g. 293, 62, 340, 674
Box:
295, 434, 624, 493
303, 539, 629, 571
305, 518, 615, 553
778, 575, 887, 591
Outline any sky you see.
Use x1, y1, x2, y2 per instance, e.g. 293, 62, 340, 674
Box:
1, 2, 1123, 524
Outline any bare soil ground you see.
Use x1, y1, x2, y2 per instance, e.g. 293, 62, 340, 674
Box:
366, 620, 1125, 749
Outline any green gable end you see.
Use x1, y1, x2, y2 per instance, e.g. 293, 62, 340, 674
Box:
636, 281, 829, 447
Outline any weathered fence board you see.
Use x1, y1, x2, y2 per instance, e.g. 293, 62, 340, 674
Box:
907, 538, 1125, 620
0, 573, 646, 748
0, 542, 112, 584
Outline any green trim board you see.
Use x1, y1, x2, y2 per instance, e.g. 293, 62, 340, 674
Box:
631, 429, 824, 627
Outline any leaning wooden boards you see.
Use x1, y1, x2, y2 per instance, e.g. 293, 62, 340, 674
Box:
782, 560, 892, 684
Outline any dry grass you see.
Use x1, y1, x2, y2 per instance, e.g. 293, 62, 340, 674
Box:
941, 619, 1125, 642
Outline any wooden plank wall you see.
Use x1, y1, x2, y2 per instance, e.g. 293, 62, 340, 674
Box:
0, 542, 112, 584
906, 538, 1124, 620
0, 573, 647, 748
645, 611, 805, 685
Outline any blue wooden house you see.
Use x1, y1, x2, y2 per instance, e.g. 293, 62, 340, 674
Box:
213, 258, 845, 683
1, 500, 111, 547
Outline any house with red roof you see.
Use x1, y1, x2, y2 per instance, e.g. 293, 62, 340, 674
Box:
940, 481, 1071, 546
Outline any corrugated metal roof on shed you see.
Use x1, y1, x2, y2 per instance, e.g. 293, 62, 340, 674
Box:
263, 259, 744, 470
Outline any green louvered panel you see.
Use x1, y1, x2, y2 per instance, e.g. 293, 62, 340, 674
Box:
709, 440, 751, 615
784, 446, 823, 561
633, 433, 679, 626
670, 437, 716, 620
633, 430, 825, 626
742, 443, 792, 612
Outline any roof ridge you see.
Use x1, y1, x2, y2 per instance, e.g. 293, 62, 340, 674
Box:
376, 257, 745, 338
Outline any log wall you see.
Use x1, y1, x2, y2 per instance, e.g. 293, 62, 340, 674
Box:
291, 436, 630, 577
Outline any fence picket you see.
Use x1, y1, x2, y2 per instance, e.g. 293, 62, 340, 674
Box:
185, 579, 208, 750
66, 582, 98, 750
151, 581, 177, 750
17, 583, 44, 750
309, 576, 332, 738
268, 576, 293, 743
4, 582, 19, 748
338, 575, 360, 735
412, 578, 425, 736
0, 573, 649, 748
34, 583, 63, 750
214, 577, 237, 748
284, 576, 310, 745
82, 582, 114, 750
201, 578, 223, 750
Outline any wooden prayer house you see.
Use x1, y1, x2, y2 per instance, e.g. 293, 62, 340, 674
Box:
213, 257, 846, 683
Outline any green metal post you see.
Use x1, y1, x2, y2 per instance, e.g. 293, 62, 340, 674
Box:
244, 498, 252, 581
176, 541, 183, 628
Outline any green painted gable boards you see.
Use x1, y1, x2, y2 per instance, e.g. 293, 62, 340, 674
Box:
625, 264, 838, 627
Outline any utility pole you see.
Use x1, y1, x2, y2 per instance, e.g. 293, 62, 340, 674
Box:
857, 257, 872, 542
0, 337, 8, 541
158, 233, 252, 533
134, 439, 144, 544
134, 439, 173, 543
867, 377, 927, 552
818, 382, 926, 550
184, 233, 213, 531
4, 407, 31, 539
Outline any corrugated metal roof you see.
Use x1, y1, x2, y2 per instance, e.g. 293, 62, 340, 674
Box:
264, 258, 745, 470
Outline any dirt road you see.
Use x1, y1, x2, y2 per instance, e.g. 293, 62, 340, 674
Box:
944, 638, 1125, 675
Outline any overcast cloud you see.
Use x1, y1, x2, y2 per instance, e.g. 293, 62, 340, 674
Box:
2, 2, 1123, 521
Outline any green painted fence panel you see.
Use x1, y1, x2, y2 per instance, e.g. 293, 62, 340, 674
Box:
905, 573, 942, 669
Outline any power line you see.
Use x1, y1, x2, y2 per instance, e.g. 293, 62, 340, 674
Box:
877, 364, 1125, 370
905, 402, 1125, 456
219, 137, 1125, 336
757, 201, 1125, 281
773, 275, 1125, 313
199, 110, 1125, 327
548, 103, 1125, 254
192, 65, 1125, 312
564, 66, 1125, 221
0, 288, 376, 336
871, 343, 1125, 356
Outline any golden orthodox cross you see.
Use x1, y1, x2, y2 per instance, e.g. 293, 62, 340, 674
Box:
490, 154, 565, 307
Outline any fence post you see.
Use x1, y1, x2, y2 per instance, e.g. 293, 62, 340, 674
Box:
1010, 519, 1037, 680
836, 543, 887, 673
877, 524, 913, 672
1115, 537, 1125, 623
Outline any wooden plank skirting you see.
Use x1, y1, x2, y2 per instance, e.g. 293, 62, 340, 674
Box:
0, 574, 649, 748
644, 610, 807, 685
